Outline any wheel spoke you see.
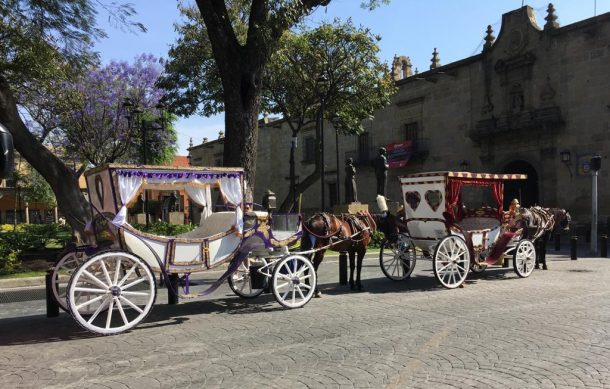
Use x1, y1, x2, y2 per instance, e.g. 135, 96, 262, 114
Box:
82, 270, 108, 289
74, 287, 108, 294
100, 260, 112, 286
296, 285, 306, 300
119, 295, 143, 314
276, 282, 289, 290
118, 264, 138, 287
76, 294, 106, 310
113, 258, 121, 284
87, 297, 110, 324
105, 299, 115, 330
115, 297, 129, 326
299, 283, 312, 290
121, 291, 149, 296
122, 276, 147, 291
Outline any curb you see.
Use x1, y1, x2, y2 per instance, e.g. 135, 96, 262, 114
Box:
0, 276, 47, 290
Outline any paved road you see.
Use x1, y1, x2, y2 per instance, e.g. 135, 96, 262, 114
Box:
1, 252, 609, 388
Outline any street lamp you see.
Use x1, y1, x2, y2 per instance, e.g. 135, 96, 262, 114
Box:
317, 73, 329, 211
122, 97, 166, 228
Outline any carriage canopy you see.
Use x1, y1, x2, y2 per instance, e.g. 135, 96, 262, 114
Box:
85, 164, 245, 233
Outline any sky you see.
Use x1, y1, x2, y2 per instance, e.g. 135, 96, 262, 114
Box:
93, 0, 610, 155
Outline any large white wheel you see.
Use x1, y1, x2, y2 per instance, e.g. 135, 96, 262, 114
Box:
67, 251, 156, 335
433, 235, 470, 289
271, 255, 317, 309
379, 234, 417, 281
228, 256, 268, 298
52, 249, 88, 312
513, 239, 536, 278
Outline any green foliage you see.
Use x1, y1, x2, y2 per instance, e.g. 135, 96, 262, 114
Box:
264, 19, 396, 136
369, 230, 386, 249
131, 222, 197, 237
21, 167, 57, 207
0, 223, 71, 274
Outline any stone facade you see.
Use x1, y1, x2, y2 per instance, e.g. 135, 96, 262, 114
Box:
189, 6, 610, 225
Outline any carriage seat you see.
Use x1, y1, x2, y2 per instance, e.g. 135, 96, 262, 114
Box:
458, 217, 501, 232
178, 211, 236, 239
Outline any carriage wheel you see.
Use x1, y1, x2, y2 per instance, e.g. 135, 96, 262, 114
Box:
51, 249, 88, 312
271, 255, 317, 309
433, 235, 470, 289
228, 256, 268, 298
379, 234, 417, 281
513, 239, 536, 278
67, 251, 156, 335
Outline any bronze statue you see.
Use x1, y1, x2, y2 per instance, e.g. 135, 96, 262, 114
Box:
374, 147, 389, 196
344, 157, 358, 203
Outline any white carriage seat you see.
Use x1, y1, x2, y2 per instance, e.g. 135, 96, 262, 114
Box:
458, 217, 500, 232
178, 211, 236, 239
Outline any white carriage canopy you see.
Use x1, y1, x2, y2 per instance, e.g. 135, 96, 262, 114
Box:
112, 168, 244, 233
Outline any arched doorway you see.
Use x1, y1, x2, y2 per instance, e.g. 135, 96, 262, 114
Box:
503, 160, 539, 208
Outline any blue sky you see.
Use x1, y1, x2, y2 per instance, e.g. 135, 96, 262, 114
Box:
94, 0, 610, 155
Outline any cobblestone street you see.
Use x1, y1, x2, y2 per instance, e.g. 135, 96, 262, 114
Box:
1, 253, 609, 388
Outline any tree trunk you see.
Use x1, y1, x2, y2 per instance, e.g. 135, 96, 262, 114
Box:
0, 76, 91, 242
221, 68, 262, 203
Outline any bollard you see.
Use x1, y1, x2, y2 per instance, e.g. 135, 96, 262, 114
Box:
46, 270, 59, 318
168, 273, 179, 305
601, 235, 608, 258
339, 252, 348, 285
554, 233, 561, 251
570, 236, 578, 260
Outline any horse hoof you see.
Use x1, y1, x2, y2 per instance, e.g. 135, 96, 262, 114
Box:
314, 290, 322, 298
534, 265, 540, 270
458, 283, 465, 288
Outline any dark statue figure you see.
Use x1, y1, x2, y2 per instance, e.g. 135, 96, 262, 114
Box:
344, 157, 358, 203
374, 147, 389, 196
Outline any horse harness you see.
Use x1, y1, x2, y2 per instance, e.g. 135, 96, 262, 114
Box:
304, 212, 375, 246
519, 206, 555, 241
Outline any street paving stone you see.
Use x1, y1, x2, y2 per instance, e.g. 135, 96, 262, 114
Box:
0, 253, 609, 388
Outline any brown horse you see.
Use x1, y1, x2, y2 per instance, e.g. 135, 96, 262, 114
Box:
301, 211, 376, 295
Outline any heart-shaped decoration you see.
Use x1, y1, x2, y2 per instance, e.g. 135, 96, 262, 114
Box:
425, 190, 443, 212
404, 191, 421, 211
95, 175, 105, 208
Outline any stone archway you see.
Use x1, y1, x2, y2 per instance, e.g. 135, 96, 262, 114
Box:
503, 160, 539, 208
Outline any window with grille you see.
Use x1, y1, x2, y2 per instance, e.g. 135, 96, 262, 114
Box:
303, 136, 315, 163
405, 122, 419, 141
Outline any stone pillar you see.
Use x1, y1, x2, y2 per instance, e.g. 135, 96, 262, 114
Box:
25, 202, 29, 224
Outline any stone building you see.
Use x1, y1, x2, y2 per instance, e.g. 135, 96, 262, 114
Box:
189, 5, 610, 225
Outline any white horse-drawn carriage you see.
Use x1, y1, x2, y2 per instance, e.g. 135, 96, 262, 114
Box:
380, 171, 536, 289
50, 164, 316, 335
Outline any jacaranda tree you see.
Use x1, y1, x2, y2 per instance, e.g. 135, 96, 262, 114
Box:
59, 54, 177, 166
0, 0, 144, 240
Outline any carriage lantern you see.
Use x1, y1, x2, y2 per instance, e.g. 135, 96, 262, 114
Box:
262, 190, 276, 212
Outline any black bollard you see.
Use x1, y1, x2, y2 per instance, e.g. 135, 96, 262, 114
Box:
339, 252, 348, 285
571, 236, 578, 260
554, 233, 561, 251
46, 270, 59, 318
168, 273, 179, 305
601, 235, 608, 258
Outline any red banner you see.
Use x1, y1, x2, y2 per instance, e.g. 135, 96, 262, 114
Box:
386, 140, 413, 168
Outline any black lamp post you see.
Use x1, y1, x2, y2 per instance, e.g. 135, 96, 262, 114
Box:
317, 74, 329, 211
122, 97, 167, 228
